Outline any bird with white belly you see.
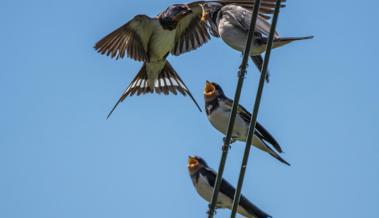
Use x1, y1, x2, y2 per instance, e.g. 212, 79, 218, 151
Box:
204, 81, 290, 165
188, 155, 272, 218
206, 3, 313, 82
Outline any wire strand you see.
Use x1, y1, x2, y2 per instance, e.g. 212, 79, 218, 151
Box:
229, 0, 283, 217
207, 1, 263, 218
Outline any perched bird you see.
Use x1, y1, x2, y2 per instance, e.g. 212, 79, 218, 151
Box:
188, 156, 272, 218
94, 1, 284, 118
206, 3, 313, 82
204, 81, 290, 165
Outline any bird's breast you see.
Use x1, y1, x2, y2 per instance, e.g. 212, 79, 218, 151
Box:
194, 174, 232, 209
148, 26, 176, 61
145, 61, 166, 87
208, 105, 247, 140
219, 19, 264, 56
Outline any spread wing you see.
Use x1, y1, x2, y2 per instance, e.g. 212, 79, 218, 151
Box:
94, 15, 156, 61
171, 3, 211, 56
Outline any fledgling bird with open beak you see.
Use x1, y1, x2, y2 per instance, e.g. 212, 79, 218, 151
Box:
95, 1, 286, 118
188, 156, 272, 218
206, 3, 313, 82
203, 81, 290, 165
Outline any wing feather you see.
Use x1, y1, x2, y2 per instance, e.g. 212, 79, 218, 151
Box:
172, 4, 211, 56
193, 0, 286, 19
230, 101, 282, 153
94, 15, 156, 61
226, 5, 279, 38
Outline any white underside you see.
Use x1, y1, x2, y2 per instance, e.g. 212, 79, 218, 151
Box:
207, 101, 267, 150
218, 19, 266, 56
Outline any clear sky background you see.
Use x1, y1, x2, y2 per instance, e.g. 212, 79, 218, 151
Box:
1, 0, 378, 218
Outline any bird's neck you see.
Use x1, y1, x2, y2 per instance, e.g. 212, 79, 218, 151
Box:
159, 17, 178, 31
205, 97, 220, 115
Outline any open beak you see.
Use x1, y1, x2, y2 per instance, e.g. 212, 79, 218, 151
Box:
188, 156, 199, 171
204, 81, 216, 97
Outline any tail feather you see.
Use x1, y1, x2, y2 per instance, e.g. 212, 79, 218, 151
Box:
106, 61, 201, 119
272, 35, 314, 48
276, 35, 314, 42
266, 144, 290, 166
271, 151, 291, 166
255, 138, 290, 166
250, 55, 270, 83
163, 62, 201, 112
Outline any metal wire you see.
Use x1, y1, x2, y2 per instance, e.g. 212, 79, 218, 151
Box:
229, 0, 283, 217
207, 1, 262, 218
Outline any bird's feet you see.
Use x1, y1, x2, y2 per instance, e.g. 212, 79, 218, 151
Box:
222, 137, 236, 150
224, 137, 237, 144
265, 72, 270, 83
230, 138, 237, 144
238, 68, 247, 78
207, 205, 217, 217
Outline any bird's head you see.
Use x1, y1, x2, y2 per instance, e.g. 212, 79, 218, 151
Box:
188, 155, 208, 175
200, 2, 222, 36
204, 80, 225, 102
205, 2, 223, 22
159, 4, 193, 30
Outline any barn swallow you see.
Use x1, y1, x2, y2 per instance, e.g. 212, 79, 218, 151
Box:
95, 4, 202, 118
188, 156, 272, 218
204, 81, 290, 165
95, 1, 285, 118
206, 3, 313, 82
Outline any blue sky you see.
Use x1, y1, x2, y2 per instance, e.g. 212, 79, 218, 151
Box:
1, 0, 378, 218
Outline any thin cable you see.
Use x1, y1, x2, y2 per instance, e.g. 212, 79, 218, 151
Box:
229, 0, 283, 218
207, 1, 262, 218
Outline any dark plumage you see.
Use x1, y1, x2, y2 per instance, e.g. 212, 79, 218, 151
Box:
188, 156, 272, 218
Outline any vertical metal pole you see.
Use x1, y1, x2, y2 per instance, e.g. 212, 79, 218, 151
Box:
229, 0, 282, 218
207, 1, 262, 218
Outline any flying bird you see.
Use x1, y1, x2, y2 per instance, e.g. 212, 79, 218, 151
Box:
188, 155, 272, 218
94, 1, 285, 118
206, 3, 313, 82
204, 81, 290, 165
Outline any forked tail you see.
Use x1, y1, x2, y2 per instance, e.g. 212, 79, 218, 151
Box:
107, 61, 201, 119
256, 138, 291, 166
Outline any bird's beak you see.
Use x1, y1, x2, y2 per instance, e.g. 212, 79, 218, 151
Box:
204, 81, 216, 97
188, 156, 199, 171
